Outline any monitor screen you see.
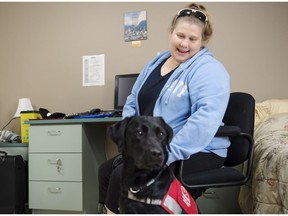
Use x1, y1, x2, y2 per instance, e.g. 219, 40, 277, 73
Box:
114, 73, 139, 110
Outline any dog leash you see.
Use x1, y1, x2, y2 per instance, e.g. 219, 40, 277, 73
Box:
127, 165, 166, 207
129, 165, 167, 194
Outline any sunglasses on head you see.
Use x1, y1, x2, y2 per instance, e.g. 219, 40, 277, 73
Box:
176, 8, 208, 23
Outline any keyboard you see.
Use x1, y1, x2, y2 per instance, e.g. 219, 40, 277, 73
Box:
74, 113, 113, 119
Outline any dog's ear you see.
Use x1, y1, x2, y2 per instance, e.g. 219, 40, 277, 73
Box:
108, 117, 132, 152
157, 117, 173, 152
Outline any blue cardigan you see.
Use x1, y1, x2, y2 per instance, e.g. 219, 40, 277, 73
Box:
123, 47, 230, 165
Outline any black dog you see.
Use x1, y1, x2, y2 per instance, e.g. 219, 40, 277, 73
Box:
108, 116, 198, 214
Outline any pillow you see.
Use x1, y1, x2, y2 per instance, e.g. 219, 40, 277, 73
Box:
255, 99, 288, 128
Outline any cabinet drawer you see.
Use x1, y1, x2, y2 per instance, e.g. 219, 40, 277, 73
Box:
29, 181, 83, 211
29, 125, 82, 152
29, 153, 82, 181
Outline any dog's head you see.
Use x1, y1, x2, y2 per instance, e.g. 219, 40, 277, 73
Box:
108, 116, 173, 170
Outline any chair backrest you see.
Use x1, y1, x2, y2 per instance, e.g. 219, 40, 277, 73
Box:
223, 92, 255, 167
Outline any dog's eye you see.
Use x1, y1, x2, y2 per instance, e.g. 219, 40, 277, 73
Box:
137, 130, 143, 135
155, 127, 165, 137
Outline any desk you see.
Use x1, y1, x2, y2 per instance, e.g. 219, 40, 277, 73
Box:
26, 117, 121, 214
0, 143, 28, 161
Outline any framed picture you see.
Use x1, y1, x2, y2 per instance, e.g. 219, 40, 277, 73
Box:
124, 10, 147, 42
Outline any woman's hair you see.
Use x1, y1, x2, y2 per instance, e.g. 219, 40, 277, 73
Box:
170, 3, 213, 44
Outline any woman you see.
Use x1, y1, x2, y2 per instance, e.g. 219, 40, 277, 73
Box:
98, 3, 230, 214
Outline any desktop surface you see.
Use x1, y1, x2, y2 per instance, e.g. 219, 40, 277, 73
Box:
26, 117, 122, 125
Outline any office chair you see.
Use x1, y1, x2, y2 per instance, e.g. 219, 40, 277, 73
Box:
177, 92, 255, 195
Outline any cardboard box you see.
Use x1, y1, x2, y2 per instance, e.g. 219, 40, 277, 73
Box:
20, 111, 42, 143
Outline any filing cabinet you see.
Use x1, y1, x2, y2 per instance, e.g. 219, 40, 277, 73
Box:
196, 187, 242, 213
28, 122, 107, 213
195, 165, 243, 213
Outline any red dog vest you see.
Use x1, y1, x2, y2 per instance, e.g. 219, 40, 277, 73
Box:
161, 178, 198, 214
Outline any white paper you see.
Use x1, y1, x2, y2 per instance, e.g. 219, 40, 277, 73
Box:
82, 54, 105, 86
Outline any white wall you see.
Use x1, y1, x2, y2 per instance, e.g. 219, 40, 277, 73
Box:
1, 2, 288, 133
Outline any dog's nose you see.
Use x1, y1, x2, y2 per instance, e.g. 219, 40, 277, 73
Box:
150, 148, 162, 159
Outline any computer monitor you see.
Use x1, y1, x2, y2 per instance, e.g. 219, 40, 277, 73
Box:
114, 73, 139, 110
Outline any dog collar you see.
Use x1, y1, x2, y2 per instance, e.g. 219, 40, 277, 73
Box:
127, 178, 198, 214
129, 165, 166, 194
128, 191, 162, 205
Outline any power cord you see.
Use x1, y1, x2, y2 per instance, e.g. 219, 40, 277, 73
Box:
1, 117, 17, 132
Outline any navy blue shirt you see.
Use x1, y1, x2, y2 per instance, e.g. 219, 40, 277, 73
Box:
138, 59, 176, 116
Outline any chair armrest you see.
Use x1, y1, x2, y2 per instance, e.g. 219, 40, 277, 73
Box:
215, 125, 240, 137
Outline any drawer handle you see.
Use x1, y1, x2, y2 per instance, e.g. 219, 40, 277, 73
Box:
47, 130, 62, 136
47, 159, 63, 174
47, 158, 61, 165
48, 187, 62, 194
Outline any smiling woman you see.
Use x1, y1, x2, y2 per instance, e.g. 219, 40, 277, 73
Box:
98, 2, 231, 214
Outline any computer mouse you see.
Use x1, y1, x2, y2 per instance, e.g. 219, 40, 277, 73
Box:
48, 112, 66, 119
90, 108, 101, 114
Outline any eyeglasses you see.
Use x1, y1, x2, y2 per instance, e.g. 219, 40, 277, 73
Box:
176, 8, 208, 23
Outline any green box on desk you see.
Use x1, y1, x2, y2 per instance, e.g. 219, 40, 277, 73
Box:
20, 111, 42, 143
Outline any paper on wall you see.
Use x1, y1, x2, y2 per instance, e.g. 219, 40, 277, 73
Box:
82, 54, 105, 86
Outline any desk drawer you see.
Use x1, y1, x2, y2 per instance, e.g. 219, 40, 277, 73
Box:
29, 181, 83, 211
29, 153, 82, 181
29, 125, 82, 152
